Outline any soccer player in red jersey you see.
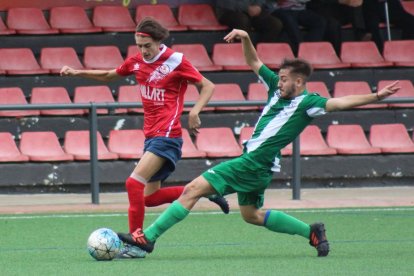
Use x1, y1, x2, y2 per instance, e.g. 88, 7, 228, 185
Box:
60, 18, 229, 258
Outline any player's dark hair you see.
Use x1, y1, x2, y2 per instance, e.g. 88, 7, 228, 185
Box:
280, 58, 313, 81
136, 17, 169, 42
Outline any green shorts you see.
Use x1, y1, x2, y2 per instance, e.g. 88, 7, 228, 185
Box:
202, 155, 273, 209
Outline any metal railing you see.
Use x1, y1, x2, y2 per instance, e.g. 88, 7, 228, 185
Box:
1, 97, 414, 203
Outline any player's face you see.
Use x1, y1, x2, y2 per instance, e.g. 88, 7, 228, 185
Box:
277, 68, 302, 99
135, 35, 161, 61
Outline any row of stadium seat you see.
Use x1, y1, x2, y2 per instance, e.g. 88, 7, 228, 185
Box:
1, 123, 414, 163
0, 4, 226, 35
1, 40, 413, 75
2, 2, 414, 35
1, 80, 413, 117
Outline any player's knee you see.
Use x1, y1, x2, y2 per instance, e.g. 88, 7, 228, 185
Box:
242, 215, 260, 225
241, 213, 260, 225
125, 177, 145, 193
241, 209, 265, 226
181, 182, 202, 200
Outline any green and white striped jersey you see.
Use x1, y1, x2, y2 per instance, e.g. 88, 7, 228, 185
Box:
243, 65, 328, 172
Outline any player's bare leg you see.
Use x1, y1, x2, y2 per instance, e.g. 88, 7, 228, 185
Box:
144, 181, 228, 213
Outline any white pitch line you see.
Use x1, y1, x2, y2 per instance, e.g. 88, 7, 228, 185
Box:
0, 207, 413, 220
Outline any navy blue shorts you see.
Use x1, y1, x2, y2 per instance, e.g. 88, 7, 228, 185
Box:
144, 137, 183, 182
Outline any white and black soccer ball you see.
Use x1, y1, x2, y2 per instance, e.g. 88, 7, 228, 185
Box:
87, 228, 121, 261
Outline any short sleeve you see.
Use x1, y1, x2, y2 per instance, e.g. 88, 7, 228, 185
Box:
257, 64, 279, 98
115, 56, 135, 76
305, 93, 329, 118
177, 56, 203, 83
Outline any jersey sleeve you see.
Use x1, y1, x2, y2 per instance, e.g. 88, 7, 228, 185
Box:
305, 93, 329, 118
257, 64, 279, 99
177, 56, 203, 83
115, 56, 134, 76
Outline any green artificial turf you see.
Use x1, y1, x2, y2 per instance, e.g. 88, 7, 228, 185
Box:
1, 207, 413, 276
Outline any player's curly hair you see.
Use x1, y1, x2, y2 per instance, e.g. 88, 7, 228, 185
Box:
135, 17, 169, 42
280, 58, 313, 81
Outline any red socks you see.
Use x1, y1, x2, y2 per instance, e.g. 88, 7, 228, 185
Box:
145, 186, 184, 207
125, 177, 145, 233
125, 176, 184, 233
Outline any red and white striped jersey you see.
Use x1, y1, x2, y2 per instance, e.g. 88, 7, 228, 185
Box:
116, 44, 203, 138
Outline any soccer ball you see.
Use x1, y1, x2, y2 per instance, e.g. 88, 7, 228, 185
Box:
87, 228, 121, 261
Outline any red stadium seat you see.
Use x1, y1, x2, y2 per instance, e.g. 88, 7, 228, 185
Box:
239, 126, 254, 146
7, 8, 59, 34
257, 43, 295, 69
73, 85, 122, 114
40, 47, 84, 74
117, 85, 143, 113
298, 42, 351, 69
0, 87, 40, 117
326, 124, 381, 154
0, 17, 15, 35
171, 44, 223, 71
83, 46, 124, 70
126, 45, 139, 58
212, 43, 251, 71
181, 128, 206, 158
0, 48, 49, 75
135, 4, 187, 31
306, 81, 331, 98
64, 130, 118, 160
108, 129, 145, 159
178, 4, 228, 31
280, 125, 337, 156
340, 41, 393, 68
280, 142, 293, 156
377, 80, 414, 108
30, 87, 85, 116
196, 127, 242, 157
402, 1, 414, 16
370, 124, 414, 153
20, 131, 74, 162
93, 6, 135, 32
247, 82, 268, 109
333, 81, 387, 109
0, 132, 29, 162
210, 83, 256, 111
247, 83, 268, 101
383, 40, 414, 67
184, 85, 215, 112
49, 6, 102, 33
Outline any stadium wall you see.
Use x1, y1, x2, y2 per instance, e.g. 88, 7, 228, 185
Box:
1, 155, 413, 193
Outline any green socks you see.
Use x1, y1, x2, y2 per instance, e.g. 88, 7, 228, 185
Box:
264, 210, 310, 238
143, 204, 310, 243
144, 200, 190, 242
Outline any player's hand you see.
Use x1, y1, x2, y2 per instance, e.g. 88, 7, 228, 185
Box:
60, 65, 76, 77
376, 80, 400, 100
188, 111, 201, 135
224, 29, 249, 43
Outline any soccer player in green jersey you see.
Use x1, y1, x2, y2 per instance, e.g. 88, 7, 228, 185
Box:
118, 29, 401, 257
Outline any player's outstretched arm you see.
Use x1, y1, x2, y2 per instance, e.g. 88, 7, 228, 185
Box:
60, 66, 120, 82
325, 80, 400, 112
223, 29, 263, 75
